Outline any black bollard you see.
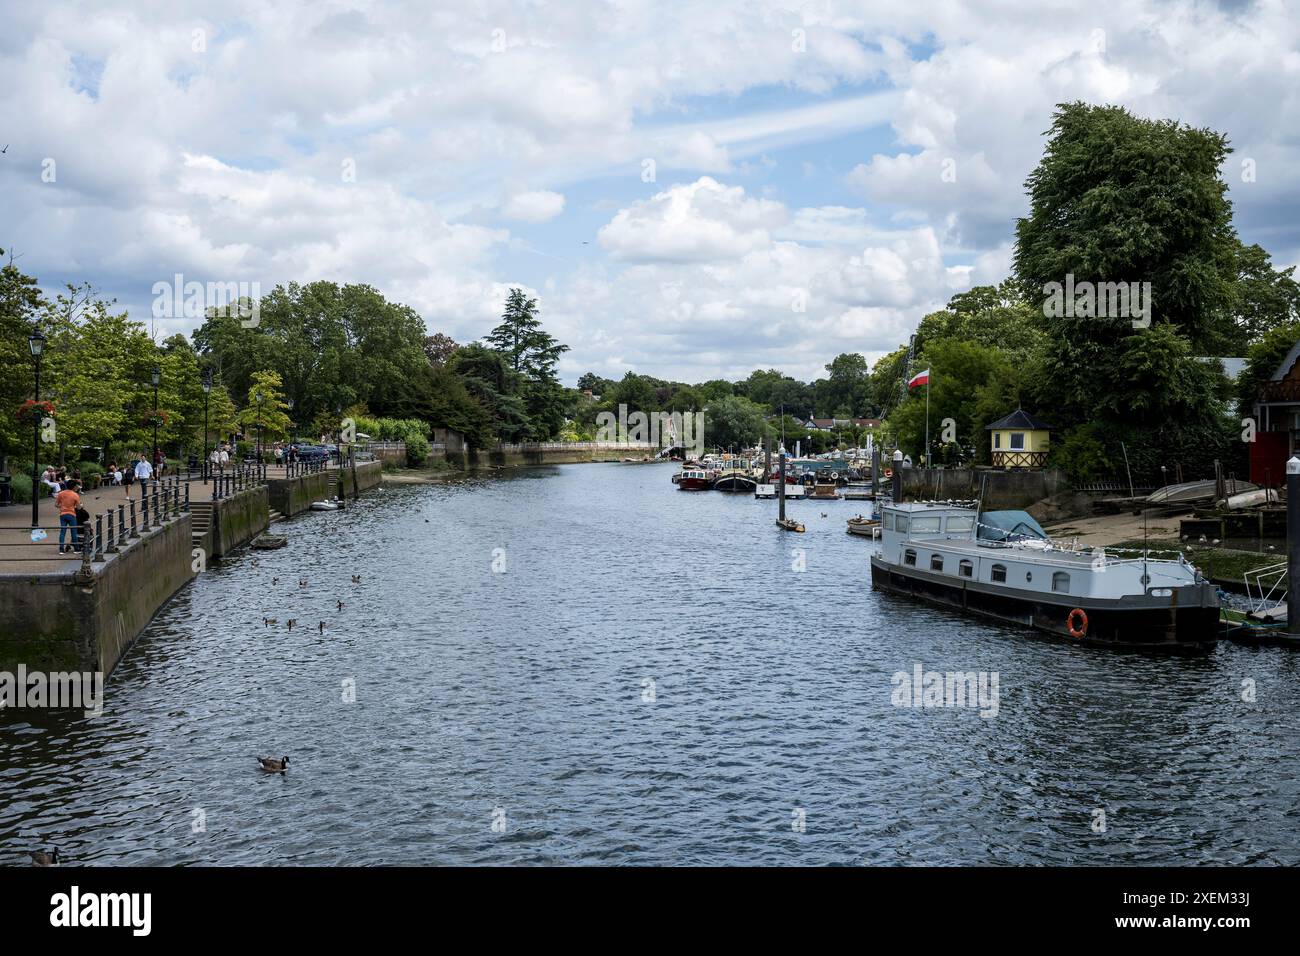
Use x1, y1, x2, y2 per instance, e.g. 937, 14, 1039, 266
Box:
1289, 457, 1300, 634
778, 450, 787, 522
892, 450, 903, 503
872, 446, 881, 495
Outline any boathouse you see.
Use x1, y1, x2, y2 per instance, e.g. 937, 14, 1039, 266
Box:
986, 409, 1052, 469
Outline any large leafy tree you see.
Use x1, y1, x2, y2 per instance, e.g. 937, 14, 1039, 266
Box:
0, 251, 46, 469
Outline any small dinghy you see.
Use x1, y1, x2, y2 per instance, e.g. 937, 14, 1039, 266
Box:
310, 499, 340, 511
845, 515, 880, 537
776, 517, 805, 533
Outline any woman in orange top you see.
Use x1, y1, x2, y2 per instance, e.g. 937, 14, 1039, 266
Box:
55, 482, 81, 553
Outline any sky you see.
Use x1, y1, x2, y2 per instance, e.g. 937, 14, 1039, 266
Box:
2, 0, 1298, 385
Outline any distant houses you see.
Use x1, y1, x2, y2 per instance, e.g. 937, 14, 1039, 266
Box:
802, 417, 882, 432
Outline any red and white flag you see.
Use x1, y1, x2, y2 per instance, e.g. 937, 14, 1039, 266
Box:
907, 368, 931, 389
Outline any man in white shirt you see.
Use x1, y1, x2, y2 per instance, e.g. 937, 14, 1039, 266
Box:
134, 455, 153, 500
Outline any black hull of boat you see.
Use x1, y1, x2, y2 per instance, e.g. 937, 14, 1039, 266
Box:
870, 556, 1218, 651
712, 476, 757, 492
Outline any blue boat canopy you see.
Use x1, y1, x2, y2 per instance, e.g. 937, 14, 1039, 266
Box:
977, 510, 1048, 542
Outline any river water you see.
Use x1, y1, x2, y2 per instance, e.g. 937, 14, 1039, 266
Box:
3, 462, 1299, 865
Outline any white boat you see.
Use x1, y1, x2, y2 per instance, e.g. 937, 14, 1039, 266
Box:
754, 484, 777, 499
843, 483, 873, 500
310, 500, 340, 511
1224, 488, 1280, 510
785, 484, 806, 499
870, 502, 1219, 649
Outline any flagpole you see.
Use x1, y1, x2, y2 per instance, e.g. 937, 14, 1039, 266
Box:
924, 375, 931, 469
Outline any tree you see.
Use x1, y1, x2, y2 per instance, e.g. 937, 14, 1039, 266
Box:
238, 370, 292, 448
702, 395, 767, 451
423, 332, 459, 366
1015, 102, 1238, 349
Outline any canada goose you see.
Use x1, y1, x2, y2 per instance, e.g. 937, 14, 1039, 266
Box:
272, 577, 279, 585
318, 621, 325, 633
298, 579, 308, 588
30, 848, 60, 866
257, 756, 289, 772
336, 600, 344, 611
286, 619, 296, 631
251, 558, 259, 567
351, 575, 361, 584
263, 617, 277, 627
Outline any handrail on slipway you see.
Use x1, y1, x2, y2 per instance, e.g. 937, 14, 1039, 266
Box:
1244, 561, 1287, 616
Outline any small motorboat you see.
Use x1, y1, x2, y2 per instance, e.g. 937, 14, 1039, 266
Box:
776, 517, 805, 533
310, 499, 340, 511
846, 515, 880, 537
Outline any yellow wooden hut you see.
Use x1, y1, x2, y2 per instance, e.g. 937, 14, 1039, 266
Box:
986, 409, 1052, 469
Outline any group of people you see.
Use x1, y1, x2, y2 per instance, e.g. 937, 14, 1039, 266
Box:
208, 442, 232, 473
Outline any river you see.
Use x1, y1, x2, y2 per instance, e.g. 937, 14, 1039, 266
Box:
2, 461, 1299, 865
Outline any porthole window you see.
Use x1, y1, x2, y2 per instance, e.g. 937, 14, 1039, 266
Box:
991, 564, 1007, 583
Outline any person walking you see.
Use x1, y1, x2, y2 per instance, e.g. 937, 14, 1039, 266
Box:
55, 480, 81, 554
134, 453, 153, 502
218, 443, 229, 474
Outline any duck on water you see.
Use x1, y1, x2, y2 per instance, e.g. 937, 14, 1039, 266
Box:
870, 502, 1220, 650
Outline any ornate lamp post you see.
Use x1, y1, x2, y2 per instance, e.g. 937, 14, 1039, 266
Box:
151, 365, 161, 470
28, 327, 46, 529
201, 368, 212, 484
286, 397, 296, 449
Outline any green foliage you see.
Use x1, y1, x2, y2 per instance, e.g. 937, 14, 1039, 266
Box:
1014, 101, 1238, 349
702, 395, 768, 451
1049, 425, 1109, 484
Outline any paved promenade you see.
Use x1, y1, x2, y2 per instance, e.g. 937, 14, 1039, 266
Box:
0, 463, 330, 573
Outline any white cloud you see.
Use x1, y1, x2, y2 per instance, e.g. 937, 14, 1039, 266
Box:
598, 177, 787, 262
500, 189, 566, 222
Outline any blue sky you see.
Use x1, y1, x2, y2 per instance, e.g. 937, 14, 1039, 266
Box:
3, 0, 1298, 384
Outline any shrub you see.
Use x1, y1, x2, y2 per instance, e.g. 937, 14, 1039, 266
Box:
404, 433, 430, 466
9, 472, 34, 504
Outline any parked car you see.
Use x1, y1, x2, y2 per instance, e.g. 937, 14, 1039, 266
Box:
291, 444, 331, 462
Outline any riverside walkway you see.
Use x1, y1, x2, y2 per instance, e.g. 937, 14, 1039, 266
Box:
0, 459, 335, 574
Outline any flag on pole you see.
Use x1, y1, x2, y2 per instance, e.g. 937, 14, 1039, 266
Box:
907, 368, 931, 389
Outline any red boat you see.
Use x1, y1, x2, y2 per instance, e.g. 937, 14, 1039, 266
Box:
676, 468, 712, 490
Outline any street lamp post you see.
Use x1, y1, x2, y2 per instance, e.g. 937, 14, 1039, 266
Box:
254, 391, 264, 464
151, 365, 161, 472
201, 368, 212, 485
28, 328, 46, 529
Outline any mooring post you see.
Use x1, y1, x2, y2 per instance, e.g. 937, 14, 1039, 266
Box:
892, 450, 903, 502
872, 446, 881, 495
1288, 456, 1300, 634
778, 449, 787, 522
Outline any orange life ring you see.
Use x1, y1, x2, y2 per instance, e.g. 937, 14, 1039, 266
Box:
1067, 608, 1088, 639
884, 468, 893, 479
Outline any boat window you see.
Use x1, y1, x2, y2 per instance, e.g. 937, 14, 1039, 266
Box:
991, 564, 1007, 583
912, 516, 941, 533
959, 559, 973, 577
895, 514, 909, 534
882, 512, 894, 531
930, 553, 944, 571
904, 549, 917, 566
1051, 571, 1070, 593
1010, 432, 1025, 450
945, 515, 974, 533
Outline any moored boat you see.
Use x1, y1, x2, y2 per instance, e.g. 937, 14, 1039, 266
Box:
869, 502, 1219, 650
846, 515, 879, 537
677, 468, 712, 490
